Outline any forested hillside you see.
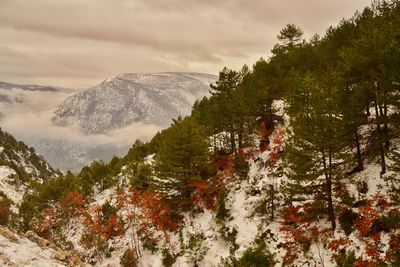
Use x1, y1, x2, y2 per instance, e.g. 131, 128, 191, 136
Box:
3, 1, 400, 266
0, 127, 60, 216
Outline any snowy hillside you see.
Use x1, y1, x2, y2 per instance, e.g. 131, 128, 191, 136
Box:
0, 128, 59, 207
0, 73, 215, 171
36, 112, 399, 267
53, 72, 217, 134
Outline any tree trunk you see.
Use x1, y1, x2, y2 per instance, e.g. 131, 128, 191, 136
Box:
354, 127, 364, 171
230, 125, 236, 155
238, 124, 243, 149
374, 100, 386, 174
322, 148, 336, 230
383, 91, 390, 149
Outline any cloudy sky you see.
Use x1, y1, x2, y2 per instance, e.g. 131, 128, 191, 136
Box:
0, 0, 371, 89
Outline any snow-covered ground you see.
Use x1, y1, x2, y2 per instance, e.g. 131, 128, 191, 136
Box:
84, 128, 399, 266
0, 166, 26, 207
0, 226, 74, 267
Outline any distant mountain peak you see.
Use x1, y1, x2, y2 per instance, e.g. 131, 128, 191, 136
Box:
0, 81, 59, 92
53, 72, 217, 135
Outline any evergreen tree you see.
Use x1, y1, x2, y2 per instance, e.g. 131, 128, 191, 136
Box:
210, 67, 241, 154
285, 73, 348, 230
154, 117, 212, 209
277, 23, 304, 47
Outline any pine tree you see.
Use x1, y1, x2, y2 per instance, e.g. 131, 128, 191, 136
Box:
154, 117, 212, 209
285, 73, 348, 230
210, 67, 241, 154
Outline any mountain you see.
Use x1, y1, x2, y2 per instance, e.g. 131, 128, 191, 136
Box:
0, 73, 216, 172
0, 81, 60, 105
0, 81, 59, 92
27, 138, 128, 173
0, 128, 60, 205
53, 72, 217, 134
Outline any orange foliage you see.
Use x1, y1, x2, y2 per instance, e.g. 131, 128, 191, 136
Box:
140, 190, 178, 235
279, 204, 331, 264
0, 199, 10, 226
328, 237, 352, 251
60, 191, 84, 216
355, 259, 377, 267
354, 200, 379, 237
82, 205, 124, 241
268, 128, 285, 167
117, 189, 178, 242
334, 195, 400, 264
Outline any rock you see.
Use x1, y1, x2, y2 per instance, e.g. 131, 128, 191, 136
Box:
53, 249, 68, 261
0, 226, 18, 242
24, 230, 49, 247
49, 243, 59, 251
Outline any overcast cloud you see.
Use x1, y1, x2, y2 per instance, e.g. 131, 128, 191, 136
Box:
0, 0, 371, 89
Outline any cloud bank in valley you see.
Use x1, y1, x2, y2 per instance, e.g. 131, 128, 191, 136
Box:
0, 89, 162, 171
0, 89, 161, 144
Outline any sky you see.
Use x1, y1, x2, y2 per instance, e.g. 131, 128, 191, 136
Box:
0, 0, 372, 89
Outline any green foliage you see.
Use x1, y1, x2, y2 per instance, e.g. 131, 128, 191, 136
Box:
141, 235, 158, 253
373, 212, 400, 233
236, 241, 275, 267
79, 160, 114, 192
161, 247, 176, 267
120, 248, 138, 267
339, 209, 359, 236
130, 163, 153, 190
215, 189, 230, 222
17, 172, 81, 231
277, 24, 303, 46
0, 127, 60, 185
101, 200, 117, 222
120, 139, 151, 165
219, 227, 238, 254
334, 250, 356, 267
80, 230, 111, 263
184, 232, 208, 266
233, 153, 250, 180
154, 117, 212, 209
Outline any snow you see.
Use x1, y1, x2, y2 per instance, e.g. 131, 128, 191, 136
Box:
0, 227, 66, 267
0, 165, 25, 206
52, 106, 399, 266
54, 72, 217, 134
227, 187, 259, 252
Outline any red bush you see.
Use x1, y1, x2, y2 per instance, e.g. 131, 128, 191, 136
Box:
0, 198, 10, 226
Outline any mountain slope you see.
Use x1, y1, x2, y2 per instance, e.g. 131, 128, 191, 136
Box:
53, 72, 216, 134
40, 118, 398, 267
0, 128, 59, 205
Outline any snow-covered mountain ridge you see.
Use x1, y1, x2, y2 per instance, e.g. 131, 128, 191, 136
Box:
53, 72, 217, 134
